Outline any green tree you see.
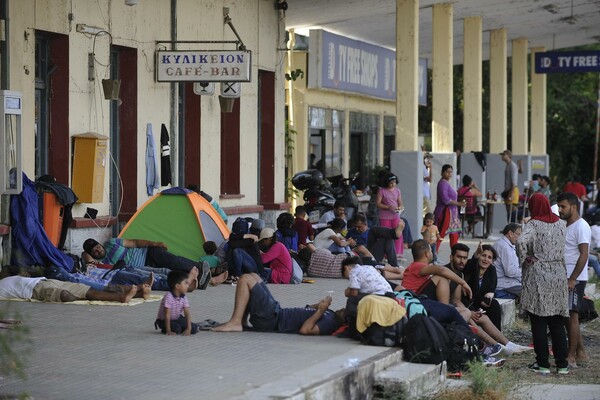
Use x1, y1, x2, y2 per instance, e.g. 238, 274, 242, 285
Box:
546, 51, 599, 186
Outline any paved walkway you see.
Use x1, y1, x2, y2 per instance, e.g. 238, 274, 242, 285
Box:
1, 237, 596, 399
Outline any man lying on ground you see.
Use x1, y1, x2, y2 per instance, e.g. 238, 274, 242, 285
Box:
0, 275, 147, 303
212, 273, 344, 335
82, 237, 212, 290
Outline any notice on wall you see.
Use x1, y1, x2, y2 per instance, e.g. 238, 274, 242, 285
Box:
535, 50, 600, 74
156, 50, 252, 82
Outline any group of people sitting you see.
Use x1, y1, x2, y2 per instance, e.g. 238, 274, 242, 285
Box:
0, 196, 535, 369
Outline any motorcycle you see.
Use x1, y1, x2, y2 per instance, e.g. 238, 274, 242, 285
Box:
291, 169, 359, 224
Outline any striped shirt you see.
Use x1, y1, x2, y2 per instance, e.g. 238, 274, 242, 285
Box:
156, 291, 189, 320
102, 238, 148, 267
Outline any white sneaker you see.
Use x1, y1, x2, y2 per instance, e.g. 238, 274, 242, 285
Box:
502, 342, 532, 357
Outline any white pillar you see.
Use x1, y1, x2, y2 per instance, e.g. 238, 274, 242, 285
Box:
463, 16, 482, 152
489, 29, 507, 153
512, 38, 529, 154
431, 3, 453, 153
395, 0, 419, 151
530, 47, 547, 155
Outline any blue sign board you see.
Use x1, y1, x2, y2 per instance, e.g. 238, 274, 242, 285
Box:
309, 30, 428, 105
535, 51, 600, 74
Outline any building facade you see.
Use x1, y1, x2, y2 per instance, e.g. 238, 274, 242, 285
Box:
0, 0, 289, 260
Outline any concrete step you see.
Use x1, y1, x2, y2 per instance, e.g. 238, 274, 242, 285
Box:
374, 360, 447, 399
230, 346, 405, 400
497, 298, 516, 330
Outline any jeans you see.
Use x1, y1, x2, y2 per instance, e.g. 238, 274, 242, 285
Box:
495, 286, 522, 300
328, 243, 352, 254
429, 243, 438, 262
46, 266, 107, 291
229, 248, 258, 277
367, 227, 398, 266
588, 253, 600, 277
380, 217, 404, 254
145, 247, 198, 272
529, 313, 568, 369
110, 267, 170, 291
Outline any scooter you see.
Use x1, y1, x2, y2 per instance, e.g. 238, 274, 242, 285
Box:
291, 169, 359, 223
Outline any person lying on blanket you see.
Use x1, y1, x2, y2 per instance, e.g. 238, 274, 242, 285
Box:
0, 275, 149, 303
212, 272, 345, 335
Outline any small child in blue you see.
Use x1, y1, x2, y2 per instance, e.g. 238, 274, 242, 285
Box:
154, 270, 200, 335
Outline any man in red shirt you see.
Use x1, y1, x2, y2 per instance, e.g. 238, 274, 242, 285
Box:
563, 176, 587, 202
402, 239, 472, 304
292, 205, 315, 246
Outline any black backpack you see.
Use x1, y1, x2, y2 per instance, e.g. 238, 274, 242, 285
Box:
442, 322, 481, 372
579, 297, 599, 323
359, 317, 407, 347
402, 314, 449, 365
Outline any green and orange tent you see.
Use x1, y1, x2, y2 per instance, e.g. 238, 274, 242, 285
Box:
119, 187, 229, 261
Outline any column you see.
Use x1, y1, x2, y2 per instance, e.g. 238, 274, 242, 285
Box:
530, 47, 547, 155
395, 0, 419, 151
463, 16, 482, 152
512, 38, 528, 154
432, 3, 453, 153
489, 28, 507, 153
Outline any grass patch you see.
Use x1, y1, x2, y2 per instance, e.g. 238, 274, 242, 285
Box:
430, 360, 515, 400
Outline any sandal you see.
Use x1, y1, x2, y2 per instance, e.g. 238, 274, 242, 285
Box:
223, 275, 239, 285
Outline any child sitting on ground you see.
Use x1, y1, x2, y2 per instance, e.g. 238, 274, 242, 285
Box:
199, 241, 228, 286
421, 213, 441, 263
154, 270, 200, 336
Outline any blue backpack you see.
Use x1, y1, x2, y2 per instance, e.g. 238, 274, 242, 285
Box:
394, 290, 428, 319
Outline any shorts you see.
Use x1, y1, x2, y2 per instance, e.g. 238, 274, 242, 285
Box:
568, 281, 586, 313
416, 278, 438, 301
247, 282, 281, 331
32, 279, 90, 302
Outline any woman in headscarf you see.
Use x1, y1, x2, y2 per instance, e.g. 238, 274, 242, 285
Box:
434, 164, 466, 249
516, 193, 569, 375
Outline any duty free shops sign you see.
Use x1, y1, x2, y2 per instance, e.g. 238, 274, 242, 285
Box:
156, 50, 252, 82
535, 50, 600, 74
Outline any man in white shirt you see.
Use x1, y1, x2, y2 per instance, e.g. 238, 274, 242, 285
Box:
0, 276, 139, 303
493, 223, 522, 300
316, 200, 346, 228
557, 192, 590, 367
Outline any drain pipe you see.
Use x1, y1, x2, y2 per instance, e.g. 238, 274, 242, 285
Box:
170, 0, 179, 186
0, 0, 9, 89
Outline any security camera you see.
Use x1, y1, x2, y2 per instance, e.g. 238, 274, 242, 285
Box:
125, 0, 138, 6
275, 0, 288, 11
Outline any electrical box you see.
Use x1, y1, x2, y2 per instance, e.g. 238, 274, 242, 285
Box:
0, 90, 22, 194
71, 132, 108, 203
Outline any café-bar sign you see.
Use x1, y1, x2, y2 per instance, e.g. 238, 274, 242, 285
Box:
156, 50, 252, 82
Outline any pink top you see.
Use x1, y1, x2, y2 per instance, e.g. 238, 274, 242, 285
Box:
261, 241, 293, 284
378, 187, 402, 220
156, 292, 189, 320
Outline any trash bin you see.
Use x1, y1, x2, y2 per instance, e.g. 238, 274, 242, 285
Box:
41, 191, 64, 247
